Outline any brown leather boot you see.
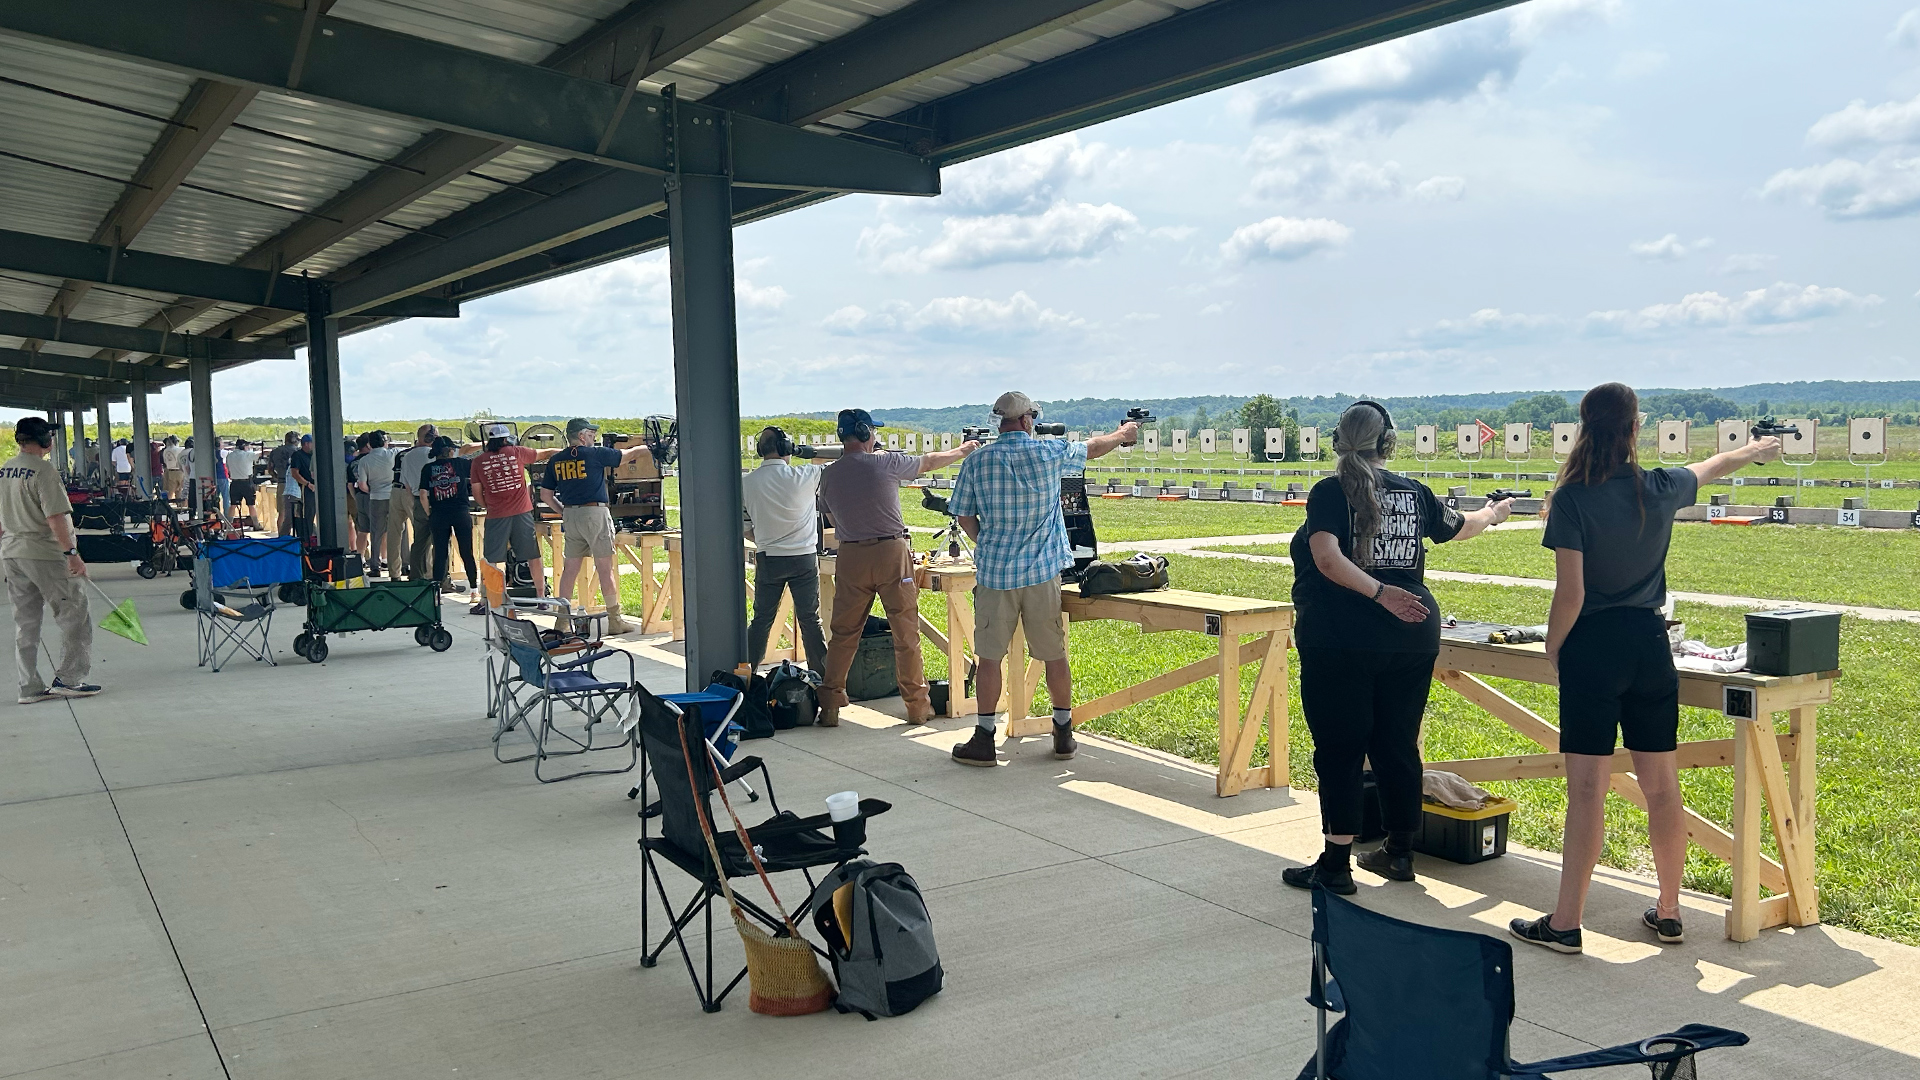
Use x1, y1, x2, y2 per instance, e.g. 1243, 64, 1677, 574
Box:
816, 705, 840, 728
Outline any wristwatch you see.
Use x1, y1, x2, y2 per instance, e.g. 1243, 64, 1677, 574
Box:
63, 548, 78, 557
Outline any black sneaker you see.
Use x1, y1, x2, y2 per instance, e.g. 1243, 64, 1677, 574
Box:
1356, 846, 1415, 882
951, 727, 1000, 767
1509, 914, 1583, 954
1643, 908, 1685, 944
1282, 858, 1356, 896
50, 679, 101, 698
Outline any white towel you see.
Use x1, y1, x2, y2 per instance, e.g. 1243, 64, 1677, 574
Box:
1423, 770, 1493, 810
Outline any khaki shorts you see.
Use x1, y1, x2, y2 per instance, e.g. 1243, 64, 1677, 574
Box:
973, 579, 1067, 662
561, 504, 615, 559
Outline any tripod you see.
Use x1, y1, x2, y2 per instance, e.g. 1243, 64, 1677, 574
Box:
920, 489, 973, 560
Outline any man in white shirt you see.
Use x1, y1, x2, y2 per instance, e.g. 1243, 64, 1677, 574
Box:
159, 436, 186, 499
353, 431, 399, 575
741, 427, 827, 671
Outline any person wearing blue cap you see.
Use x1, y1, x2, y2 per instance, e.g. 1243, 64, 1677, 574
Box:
816, 408, 977, 726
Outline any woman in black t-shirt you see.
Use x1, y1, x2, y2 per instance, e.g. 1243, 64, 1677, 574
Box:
1510, 383, 1780, 954
1282, 401, 1512, 896
419, 437, 479, 601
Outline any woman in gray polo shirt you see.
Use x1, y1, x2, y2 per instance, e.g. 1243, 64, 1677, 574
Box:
1511, 382, 1780, 955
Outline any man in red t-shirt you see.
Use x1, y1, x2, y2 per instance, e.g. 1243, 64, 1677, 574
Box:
471, 424, 560, 597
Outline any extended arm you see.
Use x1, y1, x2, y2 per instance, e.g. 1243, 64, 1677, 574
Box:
1307, 530, 1427, 623
1544, 547, 1585, 669
1452, 497, 1514, 541
1689, 436, 1780, 484
1083, 422, 1141, 461
917, 441, 979, 474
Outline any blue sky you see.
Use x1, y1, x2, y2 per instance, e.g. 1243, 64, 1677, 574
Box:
127, 0, 1920, 422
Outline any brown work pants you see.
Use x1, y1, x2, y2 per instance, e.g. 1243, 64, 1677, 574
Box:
821, 537, 928, 714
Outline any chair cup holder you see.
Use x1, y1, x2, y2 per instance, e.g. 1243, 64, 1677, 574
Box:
831, 816, 867, 850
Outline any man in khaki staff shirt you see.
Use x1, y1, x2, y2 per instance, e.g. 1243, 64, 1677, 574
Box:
816, 408, 977, 726
0, 417, 101, 703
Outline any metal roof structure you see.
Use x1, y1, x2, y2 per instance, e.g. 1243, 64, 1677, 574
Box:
0, 0, 1520, 683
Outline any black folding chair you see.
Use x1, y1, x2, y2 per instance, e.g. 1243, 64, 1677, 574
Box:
1301, 887, 1747, 1080
636, 685, 889, 1012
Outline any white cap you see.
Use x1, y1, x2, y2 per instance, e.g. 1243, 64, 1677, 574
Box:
991, 391, 1038, 419
485, 423, 512, 439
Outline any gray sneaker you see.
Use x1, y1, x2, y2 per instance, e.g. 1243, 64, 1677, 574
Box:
17, 689, 55, 704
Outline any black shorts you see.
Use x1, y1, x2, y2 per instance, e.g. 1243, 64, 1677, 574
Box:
230, 480, 256, 505
1557, 606, 1678, 755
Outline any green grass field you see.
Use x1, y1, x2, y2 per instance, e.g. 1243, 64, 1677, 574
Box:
1213, 521, 1920, 610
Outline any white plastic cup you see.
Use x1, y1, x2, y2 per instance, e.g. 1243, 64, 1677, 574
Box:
825, 790, 859, 821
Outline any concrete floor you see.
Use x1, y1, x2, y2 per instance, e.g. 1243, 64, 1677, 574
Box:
4, 565, 1918, 1079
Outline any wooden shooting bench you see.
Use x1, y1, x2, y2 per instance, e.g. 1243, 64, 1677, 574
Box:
915, 562, 1294, 797
1428, 632, 1832, 942
536, 520, 673, 634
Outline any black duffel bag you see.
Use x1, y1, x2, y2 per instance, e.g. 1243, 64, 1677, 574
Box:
1076, 553, 1169, 596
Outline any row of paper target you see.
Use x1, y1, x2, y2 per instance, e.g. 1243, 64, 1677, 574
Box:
747, 418, 1892, 461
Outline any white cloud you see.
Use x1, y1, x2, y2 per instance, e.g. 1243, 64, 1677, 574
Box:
822, 292, 1086, 340
860, 202, 1138, 272
1249, 0, 1618, 125
937, 134, 1111, 215
1412, 308, 1563, 346
1806, 93, 1920, 148
1150, 225, 1197, 241
735, 276, 789, 315
1893, 8, 1920, 48
1762, 153, 1920, 219
1628, 233, 1713, 260
1220, 216, 1352, 262
1718, 253, 1776, 274
1411, 175, 1468, 202
1199, 302, 1232, 316
1582, 282, 1882, 334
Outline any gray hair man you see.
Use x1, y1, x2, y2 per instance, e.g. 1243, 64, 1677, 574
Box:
816, 409, 978, 726
742, 426, 827, 671
947, 392, 1136, 766
537, 418, 653, 633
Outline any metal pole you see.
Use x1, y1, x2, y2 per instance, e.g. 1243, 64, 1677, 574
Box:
305, 280, 348, 549
188, 355, 217, 520
48, 410, 66, 478
70, 409, 84, 478
130, 383, 152, 495
667, 170, 747, 691
94, 396, 112, 483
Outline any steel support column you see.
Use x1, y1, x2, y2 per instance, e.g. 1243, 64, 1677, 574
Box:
305, 282, 348, 548
48, 411, 66, 478
188, 355, 216, 517
130, 384, 152, 494
667, 171, 747, 691
94, 397, 112, 483
70, 409, 84, 478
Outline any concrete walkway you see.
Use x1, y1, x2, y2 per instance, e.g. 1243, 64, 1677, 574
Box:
5, 565, 1919, 1078
1127, 533, 1920, 624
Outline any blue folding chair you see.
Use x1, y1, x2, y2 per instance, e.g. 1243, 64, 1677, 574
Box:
628, 683, 757, 810
491, 610, 637, 783
1302, 887, 1747, 1080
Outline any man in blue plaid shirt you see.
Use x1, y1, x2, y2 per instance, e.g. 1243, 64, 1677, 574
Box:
948, 391, 1138, 767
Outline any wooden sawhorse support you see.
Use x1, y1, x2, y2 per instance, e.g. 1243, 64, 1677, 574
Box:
1428, 635, 1832, 941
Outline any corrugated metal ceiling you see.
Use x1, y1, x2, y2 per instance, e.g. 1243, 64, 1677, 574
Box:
0, 0, 1223, 376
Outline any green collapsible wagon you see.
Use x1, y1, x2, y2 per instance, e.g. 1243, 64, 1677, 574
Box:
294, 578, 452, 663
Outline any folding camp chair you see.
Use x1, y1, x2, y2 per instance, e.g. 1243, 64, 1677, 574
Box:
636, 684, 890, 1012
1301, 887, 1748, 1080
628, 683, 757, 811
491, 610, 637, 782
484, 597, 594, 722
196, 585, 277, 671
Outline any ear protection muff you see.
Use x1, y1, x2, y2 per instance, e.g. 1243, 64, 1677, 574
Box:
15, 417, 54, 450
760, 426, 795, 458
1333, 400, 1396, 456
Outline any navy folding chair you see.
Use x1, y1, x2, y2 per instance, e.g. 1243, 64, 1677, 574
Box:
491, 610, 637, 782
1302, 887, 1747, 1080
628, 684, 756, 809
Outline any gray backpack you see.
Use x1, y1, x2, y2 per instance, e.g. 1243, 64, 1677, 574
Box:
808, 860, 942, 1018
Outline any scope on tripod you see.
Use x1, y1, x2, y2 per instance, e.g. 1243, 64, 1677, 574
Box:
922, 489, 953, 516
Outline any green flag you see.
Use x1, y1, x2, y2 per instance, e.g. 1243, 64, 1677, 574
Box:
88, 580, 148, 645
